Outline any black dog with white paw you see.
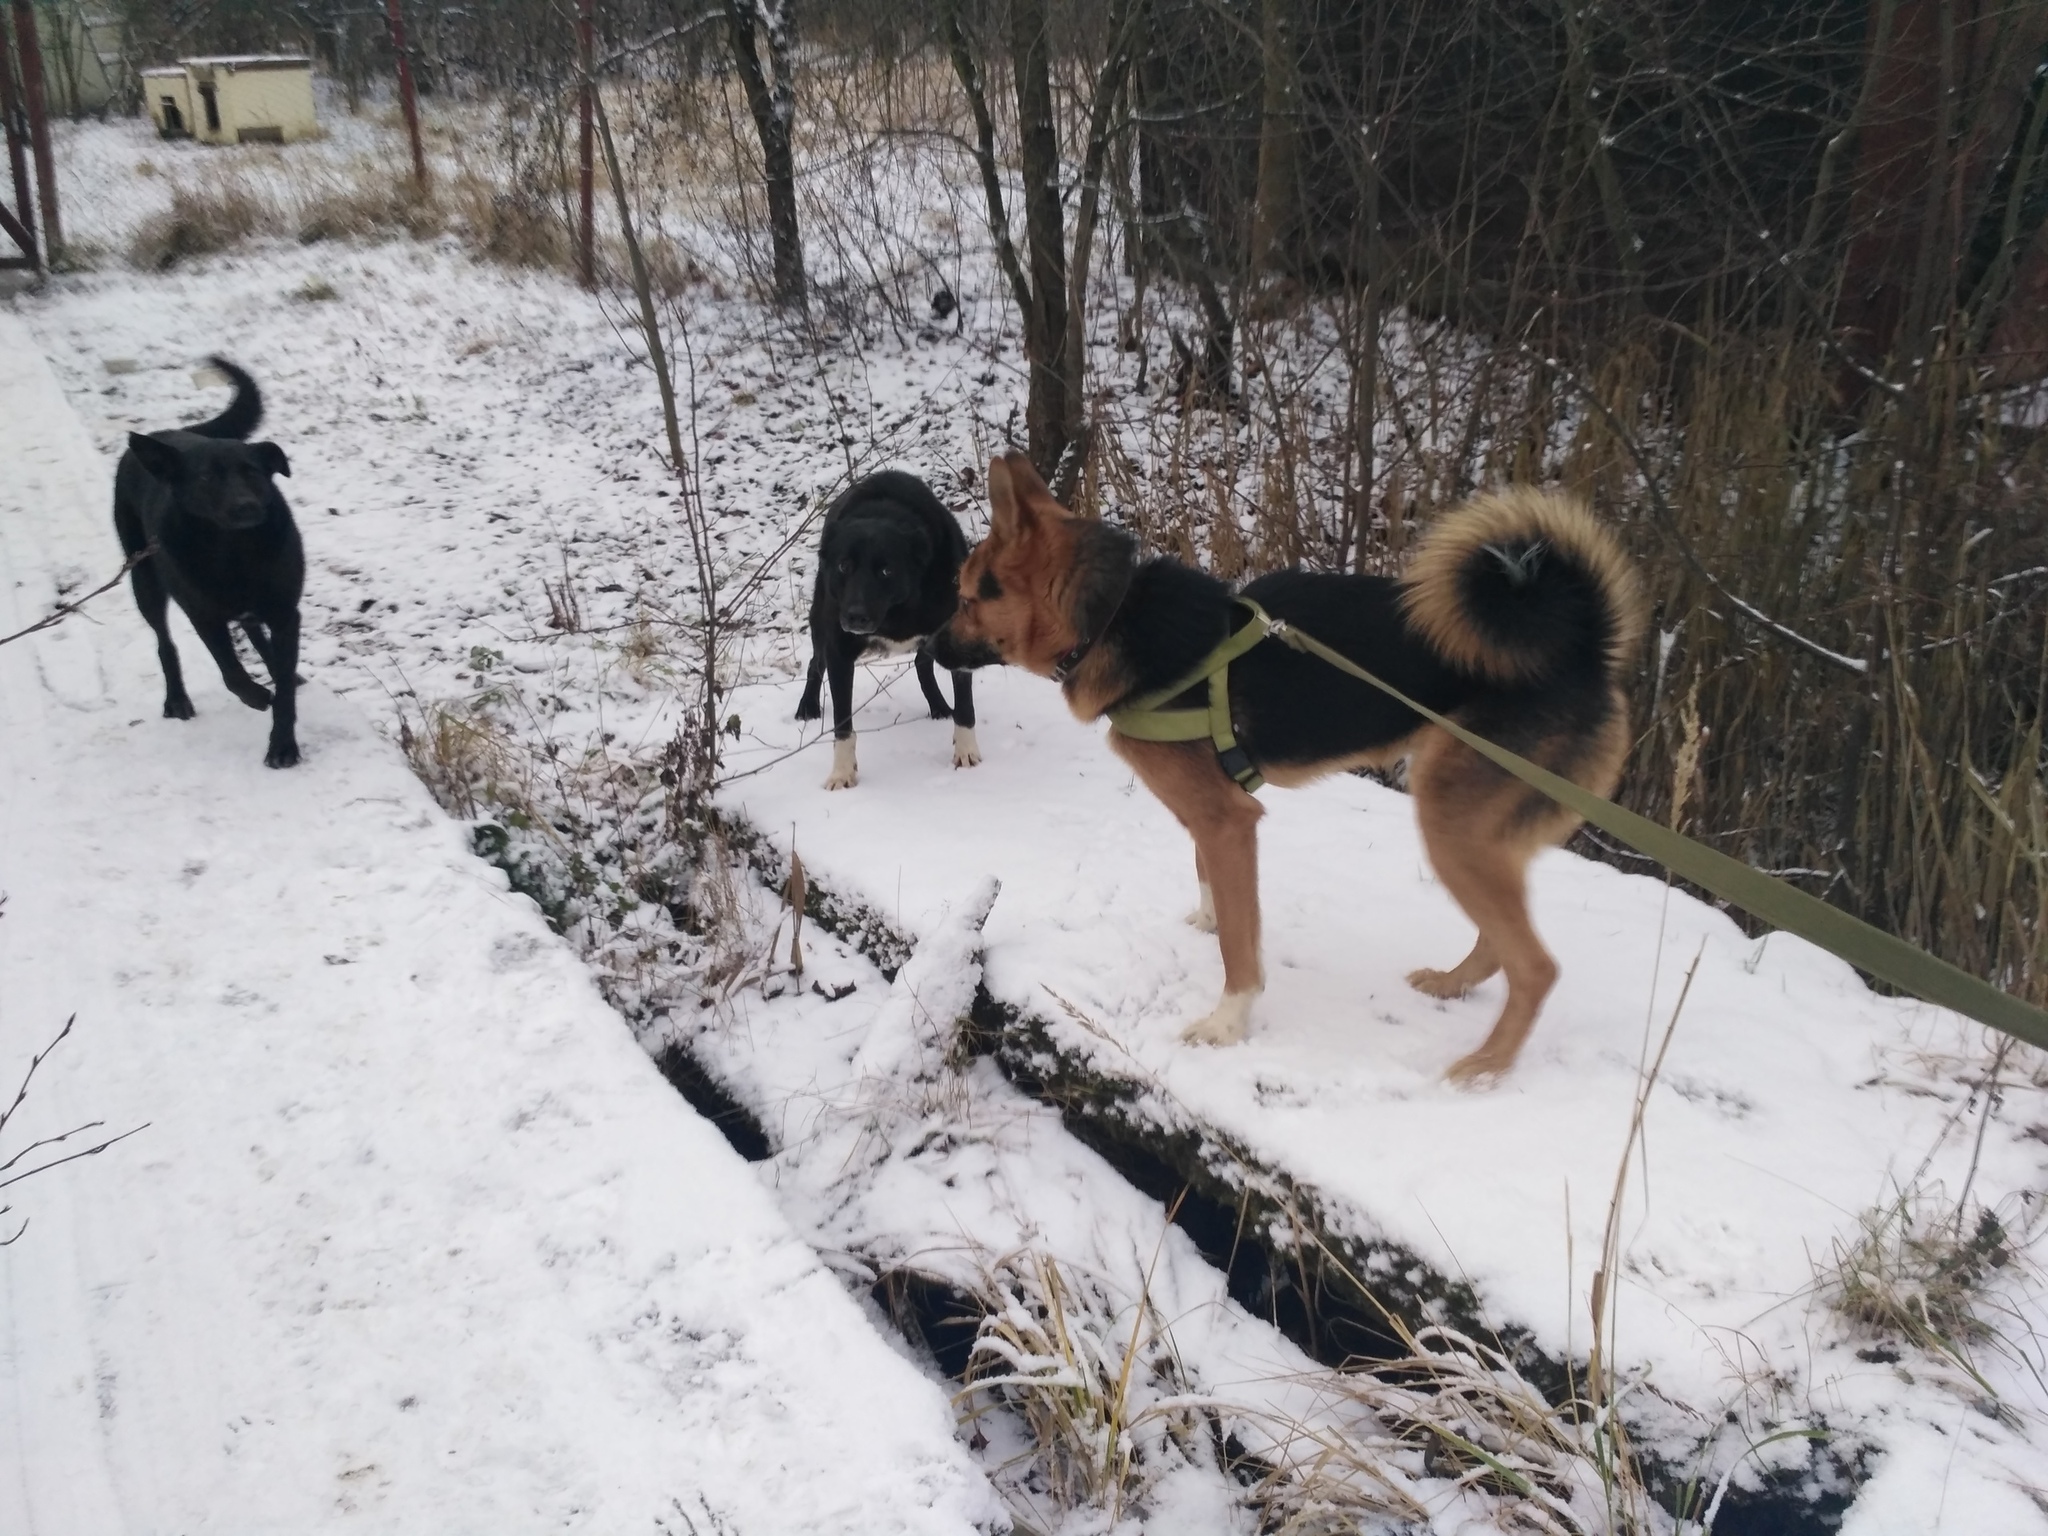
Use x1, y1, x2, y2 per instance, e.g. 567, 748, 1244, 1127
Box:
796, 471, 978, 789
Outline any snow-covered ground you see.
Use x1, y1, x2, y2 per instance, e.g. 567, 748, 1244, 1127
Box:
0, 317, 999, 1533
9, 101, 2048, 1533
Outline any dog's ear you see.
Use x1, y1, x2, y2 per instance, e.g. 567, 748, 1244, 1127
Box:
251, 442, 291, 479
127, 432, 185, 485
987, 454, 1026, 541
1003, 449, 1074, 523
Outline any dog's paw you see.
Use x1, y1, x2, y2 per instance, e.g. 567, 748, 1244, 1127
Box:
1181, 990, 1256, 1047
1406, 966, 1474, 1000
794, 697, 822, 722
163, 695, 196, 721
928, 698, 954, 721
264, 740, 301, 769
1444, 1049, 1512, 1087
822, 736, 858, 790
952, 725, 981, 768
1184, 884, 1217, 933
236, 685, 274, 712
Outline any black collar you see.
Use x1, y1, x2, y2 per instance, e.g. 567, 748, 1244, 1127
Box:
1051, 559, 1136, 685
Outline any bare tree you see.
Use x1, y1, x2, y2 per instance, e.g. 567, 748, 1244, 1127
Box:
721, 0, 806, 306
941, 0, 1135, 492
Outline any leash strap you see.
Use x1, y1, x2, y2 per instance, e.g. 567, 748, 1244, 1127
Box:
1266, 618, 2048, 1051
1103, 595, 2048, 1048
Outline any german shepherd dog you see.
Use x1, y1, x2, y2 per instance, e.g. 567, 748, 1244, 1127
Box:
929, 453, 1645, 1082
797, 470, 980, 789
116, 358, 305, 769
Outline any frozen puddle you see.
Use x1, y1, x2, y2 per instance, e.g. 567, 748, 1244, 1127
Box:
0, 316, 997, 1533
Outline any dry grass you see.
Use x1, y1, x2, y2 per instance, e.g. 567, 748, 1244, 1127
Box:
957, 1250, 1207, 1520
128, 182, 275, 270
292, 169, 443, 244
396, 699, 533, 824
1819, 1179, 2044, 1410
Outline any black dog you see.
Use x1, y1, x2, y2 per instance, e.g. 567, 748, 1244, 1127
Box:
795, 470, 979, 789
115, 358, 305, 768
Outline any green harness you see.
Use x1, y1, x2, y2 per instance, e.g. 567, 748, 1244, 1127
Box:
1106, 597, 1278, 793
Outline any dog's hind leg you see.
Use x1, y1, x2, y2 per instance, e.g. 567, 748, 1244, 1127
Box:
1408, 935, 1499, 999
946, 665, 980, 768
796, 649, 824, 721
1410, 735, 1558, 1082
913, 647, 953, 719
192, 617, 273, 712
1186, 846, 1216, 932
242, 620, 307, 690
130, 557, 194, 719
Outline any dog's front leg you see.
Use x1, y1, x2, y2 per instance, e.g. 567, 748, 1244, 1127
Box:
948, 668, 980, 768
130, 558, 194, 719
1183, 813, 1263, 1045
261, 610, 301, 768
822, 642, 859, 790
193, 618, 273, 712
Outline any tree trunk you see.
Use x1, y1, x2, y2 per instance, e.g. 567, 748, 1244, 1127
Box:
1835, 0, 2048, 380
722, 0, 806, 308
1250, 0, 1299, 279
1010, 0, 1076, 481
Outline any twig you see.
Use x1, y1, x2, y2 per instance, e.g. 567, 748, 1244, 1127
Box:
0, 1015, 150, 1245
0, 549, 149, 650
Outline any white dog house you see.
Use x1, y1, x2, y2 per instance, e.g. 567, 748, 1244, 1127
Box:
144, 55, 317, 145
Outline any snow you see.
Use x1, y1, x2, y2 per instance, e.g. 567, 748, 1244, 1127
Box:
0, 311, 999, 1535
714, 674, 2048, 1506
10, 100, 2048, 1532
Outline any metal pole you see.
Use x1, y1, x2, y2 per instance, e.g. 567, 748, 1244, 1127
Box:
577, 0, 594, 289
0, 9, 39, 268
384, 0, 426, 188
10, 0, 58, 261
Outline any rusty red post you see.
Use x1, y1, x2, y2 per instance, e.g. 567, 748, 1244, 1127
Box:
384, 0, 427, 188
10, 0, 59, 260
577, 0, 594, 289
0, 10, 39, 267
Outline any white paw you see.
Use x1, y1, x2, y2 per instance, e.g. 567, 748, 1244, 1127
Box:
1183, 882, 1217, 933
952, 724, 982, 769
1181, 990, 1256, 1046
823, 736, 858, 791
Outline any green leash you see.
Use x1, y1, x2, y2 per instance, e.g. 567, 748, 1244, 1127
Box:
1105, 597, 2048, 1050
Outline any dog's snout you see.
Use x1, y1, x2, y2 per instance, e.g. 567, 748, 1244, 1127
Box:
929, 625, 998, 672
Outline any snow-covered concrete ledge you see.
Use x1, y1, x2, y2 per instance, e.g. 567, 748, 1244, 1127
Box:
716, 666, 2048, 1534
0, 315, 999, 1535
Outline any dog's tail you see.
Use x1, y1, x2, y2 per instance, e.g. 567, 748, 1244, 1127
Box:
188, 356, 263, 440
1400, 487, 1645, 687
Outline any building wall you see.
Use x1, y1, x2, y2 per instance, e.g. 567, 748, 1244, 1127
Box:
219, 68, 318, 144
142, 74, 193, 138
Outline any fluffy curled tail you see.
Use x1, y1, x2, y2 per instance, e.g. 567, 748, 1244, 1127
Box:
188, 356, 263, 440
1400, 487, 1645, 687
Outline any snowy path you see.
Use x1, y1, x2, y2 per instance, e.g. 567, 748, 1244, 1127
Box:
0, 315, 998, 1535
